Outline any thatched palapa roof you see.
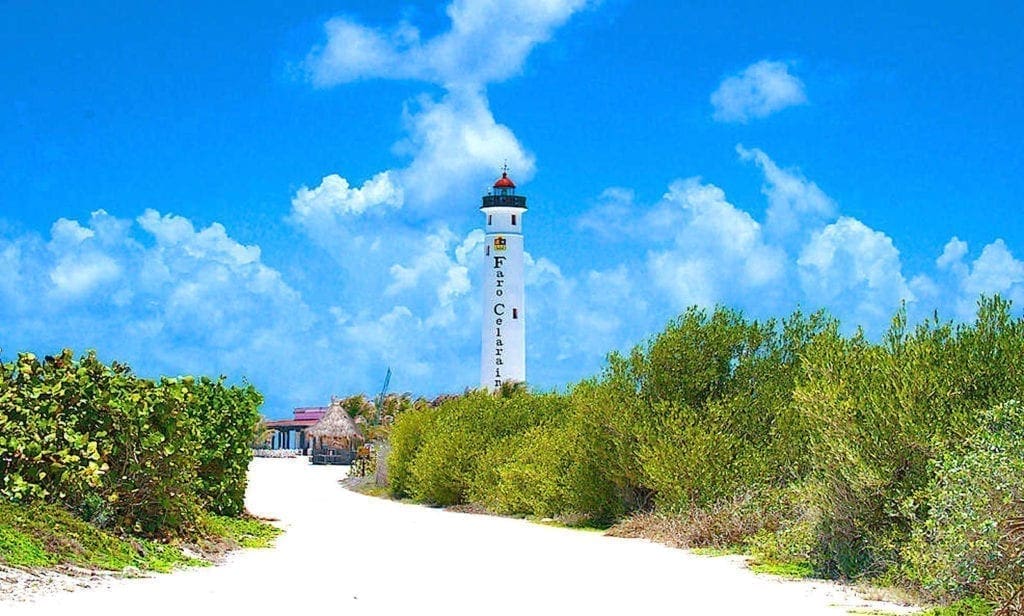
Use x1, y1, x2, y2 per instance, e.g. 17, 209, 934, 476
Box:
307, 398, 364, 442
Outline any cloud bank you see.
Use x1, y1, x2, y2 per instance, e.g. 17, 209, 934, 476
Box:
576, 146, 1020, 343
4, 145, 1023, 415
0, 210, 487, 412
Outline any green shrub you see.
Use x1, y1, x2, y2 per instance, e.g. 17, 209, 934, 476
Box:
557, 408, 626, 522
70, 365, 203, 537
189, 377, 263, 516
409, 391, 559, 506
636, 400, 746, 510
0, 351, 201, 535
0, 349, 265, 538
406, 393, 493, 505
795, 298, 1024, 578
565, 373, 648, 516
387, 402, 438, 499
471, 427, 566, 517
0, 351, 109, 504
902, 401, 1024, 604
614, 306, 830, 511
466, 388, 636, 523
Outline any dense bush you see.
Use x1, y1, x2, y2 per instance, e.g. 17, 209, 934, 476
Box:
612, 306, 831, 512
0, 351, 110, 505
388, 305, 829, 519
407, 390, 561, 505
794, 298, 1024, 578
563, 372, 648, 516
471, 426, 568, 517
387, 402, 437, 499
470, 410, 621, 520
384, 295, 1024, 607
0, 349, 263, 537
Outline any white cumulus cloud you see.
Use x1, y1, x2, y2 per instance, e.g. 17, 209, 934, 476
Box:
647, 177, 787, 307
935, 237, 1024, 317
711, 60, 807, 123
936, 236, 969, 274
395, 90, 535, 206
574, 147, 941, 334
798, 216, 913, 326
963, 240, 1024, 294
304, 0, 590, 89
139, 209, 263, 267
46, 214, 123, 298
50, 218, 95, 245
290, 172, 403, 223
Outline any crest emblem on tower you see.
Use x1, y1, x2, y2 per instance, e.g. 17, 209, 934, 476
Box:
493, 236, 507, 251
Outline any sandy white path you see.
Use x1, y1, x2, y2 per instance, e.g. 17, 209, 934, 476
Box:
1, 457, 918, 615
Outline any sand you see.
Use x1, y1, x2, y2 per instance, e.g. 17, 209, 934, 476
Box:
0, 457, 919, 615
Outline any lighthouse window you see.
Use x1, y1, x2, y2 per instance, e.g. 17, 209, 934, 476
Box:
511, 214, 517, 226
488, 215, 492, 225
512, 308, 519, 319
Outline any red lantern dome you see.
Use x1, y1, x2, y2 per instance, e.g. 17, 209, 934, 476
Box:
493, 172, 516, 189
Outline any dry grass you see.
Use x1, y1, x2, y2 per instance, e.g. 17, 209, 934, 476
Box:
607, 493, 780, 550
854, 582, 924, 608
445, 503, 491, 515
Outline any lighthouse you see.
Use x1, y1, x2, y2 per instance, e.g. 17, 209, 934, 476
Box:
480, 167, 527, 390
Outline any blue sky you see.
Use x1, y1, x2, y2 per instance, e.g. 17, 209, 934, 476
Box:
2, 1, 1022, 417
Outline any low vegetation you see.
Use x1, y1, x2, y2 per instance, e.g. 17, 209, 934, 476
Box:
200, 514, 282, 549
0, 501, 280, 572
0, 501, 205, 572
387, 296, 1024, 613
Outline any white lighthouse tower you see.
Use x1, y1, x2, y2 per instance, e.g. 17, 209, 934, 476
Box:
480, 167, 527, 390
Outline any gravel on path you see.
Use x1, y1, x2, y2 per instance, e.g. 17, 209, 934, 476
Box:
1, 457, 920, 615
